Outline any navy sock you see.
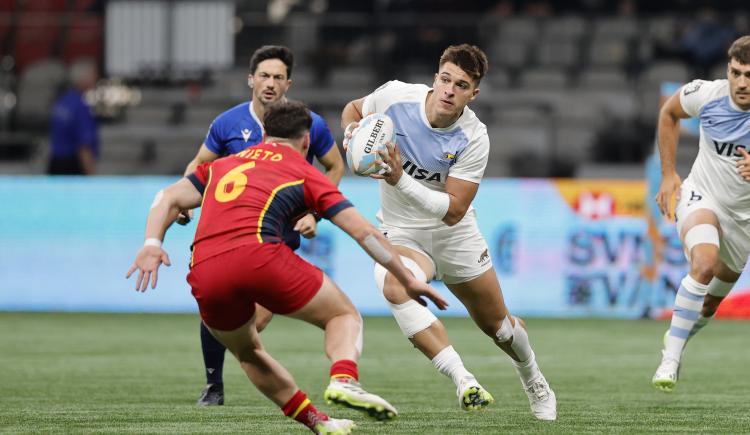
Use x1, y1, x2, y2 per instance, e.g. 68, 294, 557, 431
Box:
200, 322, 226, 385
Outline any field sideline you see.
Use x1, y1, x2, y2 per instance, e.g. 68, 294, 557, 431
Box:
1, 313, 748, 434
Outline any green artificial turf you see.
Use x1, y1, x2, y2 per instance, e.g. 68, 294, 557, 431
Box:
0, 313, 748, 434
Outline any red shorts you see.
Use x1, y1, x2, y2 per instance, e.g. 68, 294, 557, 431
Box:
187, 243, 323, 331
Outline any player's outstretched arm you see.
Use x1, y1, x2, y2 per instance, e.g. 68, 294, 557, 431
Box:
655, 91, 690, 219
176, 144, 219, 225
126, 178, 203, 292
330, 207, 449, 310
317, 144, 345, 186
184, 144, 220, 176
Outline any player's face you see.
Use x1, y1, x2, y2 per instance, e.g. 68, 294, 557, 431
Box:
431, 62, 479, 118
249, 59, 291, 105
727, 58, 750, 110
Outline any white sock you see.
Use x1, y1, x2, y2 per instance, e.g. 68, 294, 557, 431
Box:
431, 345, 473, 387
665, 276, 707, 361
508, 318, 541, 386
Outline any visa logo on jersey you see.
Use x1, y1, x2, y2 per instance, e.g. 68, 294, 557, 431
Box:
713, 140, 749, 158
402, 159, 442, 182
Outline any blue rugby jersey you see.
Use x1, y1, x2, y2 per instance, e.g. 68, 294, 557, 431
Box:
204, 101, 334, 163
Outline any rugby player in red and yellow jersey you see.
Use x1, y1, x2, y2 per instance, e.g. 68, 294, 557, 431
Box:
127, 101, 447, 434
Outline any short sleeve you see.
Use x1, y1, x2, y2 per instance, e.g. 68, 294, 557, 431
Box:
204, 118, 226, 155
679, 80, 713, 118
303, 166, 352, 219
448, 133, 489, 183
309, 113, 335, 159
362, 80, 409, 115
187, 162, 211, 195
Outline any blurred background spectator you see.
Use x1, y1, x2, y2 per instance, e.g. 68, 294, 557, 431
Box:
0, 0, 746, 178
47, 58, 98, 174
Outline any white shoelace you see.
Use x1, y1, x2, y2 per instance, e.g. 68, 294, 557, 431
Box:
526, 380, 550, 401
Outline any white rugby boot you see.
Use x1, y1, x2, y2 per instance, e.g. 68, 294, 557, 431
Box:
523, 375, 557, 421
457, 376, 494, 411
313, 418, 356, 435
652, 351, 680, 392
324, 379, 398, 421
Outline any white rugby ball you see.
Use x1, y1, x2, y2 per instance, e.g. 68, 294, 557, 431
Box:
346, 113, 395, 176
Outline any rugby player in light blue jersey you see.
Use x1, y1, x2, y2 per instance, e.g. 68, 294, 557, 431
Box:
180, 46, 345, 406
340, 44, 556, 420
652, 36, 750, 391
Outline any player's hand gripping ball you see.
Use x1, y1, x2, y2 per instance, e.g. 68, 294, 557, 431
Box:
345, 113, 395, 176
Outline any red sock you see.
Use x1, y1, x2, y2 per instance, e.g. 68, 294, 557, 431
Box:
330, 359, 358, 382
281, 390, 328, 430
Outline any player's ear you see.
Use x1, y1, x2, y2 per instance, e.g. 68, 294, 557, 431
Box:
470, 87, 480, 102
301, 132, 310, 153
248, 74, 253, 88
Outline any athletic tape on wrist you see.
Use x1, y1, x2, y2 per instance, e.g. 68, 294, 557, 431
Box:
394, 174, 450, 219
144, 238, 162, 248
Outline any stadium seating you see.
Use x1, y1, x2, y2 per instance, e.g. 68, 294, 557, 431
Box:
15, 59, 66, 130
0, 7, 736, 178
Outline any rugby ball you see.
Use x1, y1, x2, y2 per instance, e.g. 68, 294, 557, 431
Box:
346, 113, 395, 176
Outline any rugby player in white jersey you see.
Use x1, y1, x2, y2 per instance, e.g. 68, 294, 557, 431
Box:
340, 44, 556, 420
652, 35, 750, 391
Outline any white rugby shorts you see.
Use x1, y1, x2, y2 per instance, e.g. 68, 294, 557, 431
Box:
379, 209, 493, 284
676, 178, 750, 273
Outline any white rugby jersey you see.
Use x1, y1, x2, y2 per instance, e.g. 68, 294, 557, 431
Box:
680, 79, 750, 221
362, 80, 490, 229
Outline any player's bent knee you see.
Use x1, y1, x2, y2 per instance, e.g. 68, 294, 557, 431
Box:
381, 275, 404, 304
374, 255, 435, 337
389, 299, 437, 338
683, 224, 719, 252
374, 256, 428, 304
234, 344, 266, 364
690, 257, 717, 282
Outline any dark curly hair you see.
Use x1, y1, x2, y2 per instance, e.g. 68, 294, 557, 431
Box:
439, 44, 488, 85
250, 45, 294, 78
264, 100, 311, 139
728, 36, 750, 65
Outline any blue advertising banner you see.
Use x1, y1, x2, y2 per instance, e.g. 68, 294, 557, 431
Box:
1, 176, 747, 317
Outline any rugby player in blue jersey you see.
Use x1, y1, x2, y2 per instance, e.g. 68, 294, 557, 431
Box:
180, 45, 345, 406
